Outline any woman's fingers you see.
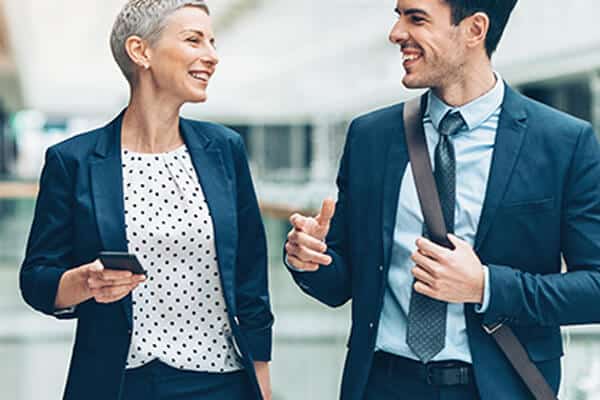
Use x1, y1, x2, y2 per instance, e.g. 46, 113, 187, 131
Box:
88, 274, 145, 289
92, 282, 141, 303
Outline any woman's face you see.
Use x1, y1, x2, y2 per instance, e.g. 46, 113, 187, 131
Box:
147, 6, 219, 103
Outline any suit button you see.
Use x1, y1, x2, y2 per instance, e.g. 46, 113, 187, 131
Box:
379, 265, 383, 271
369, 323, 374, 329
127, 329, 132, 335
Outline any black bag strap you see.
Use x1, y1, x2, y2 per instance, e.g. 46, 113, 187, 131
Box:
403, 96, 557, 400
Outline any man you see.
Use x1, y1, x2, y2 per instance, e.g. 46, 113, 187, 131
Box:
284, 0, 600, 399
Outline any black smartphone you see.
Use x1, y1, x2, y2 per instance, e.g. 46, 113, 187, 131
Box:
99, 251, 147, 276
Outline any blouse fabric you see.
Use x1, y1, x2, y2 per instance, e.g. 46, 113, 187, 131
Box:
121, 145, 243, 373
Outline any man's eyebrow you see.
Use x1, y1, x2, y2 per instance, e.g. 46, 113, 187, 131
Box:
395, 7, 430, 17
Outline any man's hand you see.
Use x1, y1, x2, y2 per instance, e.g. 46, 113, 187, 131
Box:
411, 234, 485, 304
253, 361, 272, 400
285, 198, 335, 272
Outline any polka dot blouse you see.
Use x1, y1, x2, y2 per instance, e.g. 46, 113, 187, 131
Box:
121, 145, 243, 373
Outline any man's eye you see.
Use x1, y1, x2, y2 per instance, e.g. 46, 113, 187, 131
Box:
411, 16, 425, 23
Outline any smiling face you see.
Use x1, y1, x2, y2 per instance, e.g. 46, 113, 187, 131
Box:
146, 6, 218, 103
389, 0, 468, 90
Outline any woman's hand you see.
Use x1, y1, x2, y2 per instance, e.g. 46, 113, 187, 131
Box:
253, 361, 272, 400
86, 260, 146, 303
54, 259, 146, 309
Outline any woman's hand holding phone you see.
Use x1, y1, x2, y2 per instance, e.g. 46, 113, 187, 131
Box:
85, 259, 146, 303
54, 258, 146, 309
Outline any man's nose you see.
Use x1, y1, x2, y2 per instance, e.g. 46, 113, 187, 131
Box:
389, 20, 409, 45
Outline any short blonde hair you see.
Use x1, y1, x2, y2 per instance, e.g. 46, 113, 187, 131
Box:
110, 0, 210, 84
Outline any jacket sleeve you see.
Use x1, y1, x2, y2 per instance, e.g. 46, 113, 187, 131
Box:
484, 123, 600, 327
285, 120, 356, 308
233, 136, 274, 361
20, 146, 77, 319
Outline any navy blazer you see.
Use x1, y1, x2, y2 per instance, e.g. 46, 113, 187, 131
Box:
20, 111, 273, 400
289, 85, 600, 399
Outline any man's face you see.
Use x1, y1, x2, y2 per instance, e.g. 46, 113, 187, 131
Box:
389, 0, 468, 89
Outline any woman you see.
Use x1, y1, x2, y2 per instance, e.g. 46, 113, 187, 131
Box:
19, 1, 273, 399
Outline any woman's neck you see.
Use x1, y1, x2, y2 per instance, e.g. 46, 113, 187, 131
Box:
121, 87, 185, 154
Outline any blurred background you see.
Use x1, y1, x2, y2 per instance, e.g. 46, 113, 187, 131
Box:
1, 0, 600, 399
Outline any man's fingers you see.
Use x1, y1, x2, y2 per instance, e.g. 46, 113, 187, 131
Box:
286, 242, 332, 265
295, 245, 332, 266
316, 198, 336, 227
412, 266, 435, 286
289, 213, 309, 231
414, 281, 438, 300
416, 237, 451, 261
411, 251, 441, 276
288, 230, 327, 252
287, 254, 320, 272
447, 234, 466, 248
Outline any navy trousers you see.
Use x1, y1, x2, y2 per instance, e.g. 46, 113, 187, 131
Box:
121, 359, 257, 400
364, 352, 481, 400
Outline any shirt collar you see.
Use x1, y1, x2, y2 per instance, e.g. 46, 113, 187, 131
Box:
426, 72, 505, 132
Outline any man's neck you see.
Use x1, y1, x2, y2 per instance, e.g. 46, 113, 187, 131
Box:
432, 65, 497, 108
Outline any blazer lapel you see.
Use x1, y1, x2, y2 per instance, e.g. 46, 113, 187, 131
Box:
181, 120, 237, 310
474, 85, 528, 251
90, 111, 131, 325
382, 103, 412, 269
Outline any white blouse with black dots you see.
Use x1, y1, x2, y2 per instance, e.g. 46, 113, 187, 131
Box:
121, 145, 243, 373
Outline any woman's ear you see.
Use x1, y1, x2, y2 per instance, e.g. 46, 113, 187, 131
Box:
125, 35, 151, 70
463, 11, 490, 52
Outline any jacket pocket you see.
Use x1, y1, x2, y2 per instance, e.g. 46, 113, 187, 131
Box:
499, 198, 555, 215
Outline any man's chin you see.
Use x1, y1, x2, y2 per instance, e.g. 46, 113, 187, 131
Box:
402, 74, 428, 90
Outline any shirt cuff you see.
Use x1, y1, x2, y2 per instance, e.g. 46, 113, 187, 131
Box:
53, 305, 77, 319
474, 265, 491, 314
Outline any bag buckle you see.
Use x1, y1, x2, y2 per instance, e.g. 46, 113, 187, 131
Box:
483, 321, 504, 334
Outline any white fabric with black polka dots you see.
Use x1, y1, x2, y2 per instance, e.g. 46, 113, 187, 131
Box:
121, 145, 243, 372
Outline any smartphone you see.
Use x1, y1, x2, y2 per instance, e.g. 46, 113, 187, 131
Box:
99, 251, 147, 276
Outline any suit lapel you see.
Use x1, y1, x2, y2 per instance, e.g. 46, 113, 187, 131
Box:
382, 104, 411, 269
89, 111, 132, 325
474, 85, 528, 251
181, 120, 237, 309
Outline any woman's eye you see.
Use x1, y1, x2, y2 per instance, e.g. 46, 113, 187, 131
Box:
187, 37, 199, 43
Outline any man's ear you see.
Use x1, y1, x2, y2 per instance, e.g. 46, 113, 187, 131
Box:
462, 12, 490, 52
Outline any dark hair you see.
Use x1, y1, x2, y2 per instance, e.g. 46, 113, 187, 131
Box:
444, 0, 518, 57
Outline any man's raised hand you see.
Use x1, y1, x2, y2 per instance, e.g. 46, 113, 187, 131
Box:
285, 198, 336, 272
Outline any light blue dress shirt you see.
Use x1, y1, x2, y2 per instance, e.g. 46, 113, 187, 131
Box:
375, 75, 504, 363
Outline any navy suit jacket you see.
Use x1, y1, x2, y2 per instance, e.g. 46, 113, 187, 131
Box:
20, 111, 273, 400
289, 85, 600, 399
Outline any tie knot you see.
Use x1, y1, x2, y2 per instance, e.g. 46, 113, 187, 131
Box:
438, 111, 465, 137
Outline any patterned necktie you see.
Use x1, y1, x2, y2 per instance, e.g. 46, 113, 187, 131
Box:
406, 110, 465, 363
